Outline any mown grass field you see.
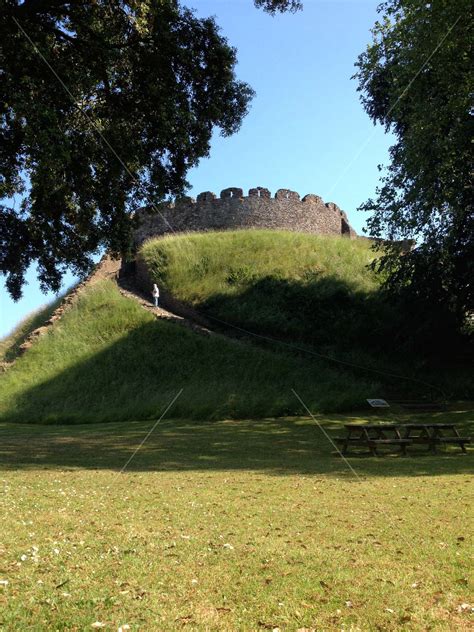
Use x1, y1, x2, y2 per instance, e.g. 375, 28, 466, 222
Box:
0, 280, 376, 424
0, 411, 472, 630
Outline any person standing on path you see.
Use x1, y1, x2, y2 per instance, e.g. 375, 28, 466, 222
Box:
152, 283, 160, 308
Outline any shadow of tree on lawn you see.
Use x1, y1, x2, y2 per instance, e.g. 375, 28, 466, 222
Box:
0, 411, 472, 477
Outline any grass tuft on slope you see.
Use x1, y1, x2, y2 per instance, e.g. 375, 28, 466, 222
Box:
0, 280, 375, 423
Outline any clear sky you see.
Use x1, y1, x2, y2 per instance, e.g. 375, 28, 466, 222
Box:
0, 0, 393, 338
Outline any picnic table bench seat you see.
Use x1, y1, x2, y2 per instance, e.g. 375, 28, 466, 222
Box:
402, 423, 458, 428
435, 436, 470, 452
368, 438, 412, 456
368, 439, 412, 444
401, 423, 470, 453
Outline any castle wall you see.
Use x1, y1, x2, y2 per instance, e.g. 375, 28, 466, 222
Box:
134, 187, 356, 247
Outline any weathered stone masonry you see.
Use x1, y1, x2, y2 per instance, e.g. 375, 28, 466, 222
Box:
134, 187, 357, 246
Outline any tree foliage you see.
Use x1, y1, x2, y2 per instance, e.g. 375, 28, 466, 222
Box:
355, 0, 473, 322
0, 1, 254, 299
254, 0, 302, 15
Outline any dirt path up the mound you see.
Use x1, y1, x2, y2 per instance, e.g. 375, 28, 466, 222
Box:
4, 256, 122, 364
116, 277, 214, 337
3, 255, 216, 371
2, 255, 229, 375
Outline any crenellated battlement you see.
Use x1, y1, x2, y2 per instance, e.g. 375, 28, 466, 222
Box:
134, 187, 357, 246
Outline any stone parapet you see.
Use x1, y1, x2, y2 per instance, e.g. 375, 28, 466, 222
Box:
134, 187, 357, 246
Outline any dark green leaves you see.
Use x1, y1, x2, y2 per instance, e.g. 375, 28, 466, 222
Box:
354, 0, 473, 324
0, 1, 254, 298
254, 0, 302, 15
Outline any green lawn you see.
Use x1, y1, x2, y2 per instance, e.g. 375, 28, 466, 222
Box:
0, 410, 472, 630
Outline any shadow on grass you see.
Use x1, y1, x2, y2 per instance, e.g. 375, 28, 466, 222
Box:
195, 275, 473, 399
0, 411, 472, 477
1, 317, 374, 424
200, 275, 388, 351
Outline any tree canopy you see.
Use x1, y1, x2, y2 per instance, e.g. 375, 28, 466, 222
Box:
254, 0, 302, 14
355, 0, 473, 322
1, 1, 256, 299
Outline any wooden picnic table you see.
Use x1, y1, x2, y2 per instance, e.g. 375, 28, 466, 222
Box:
337, 424, 411, 456
335, 423, 470, 456
400, 423, 470, 453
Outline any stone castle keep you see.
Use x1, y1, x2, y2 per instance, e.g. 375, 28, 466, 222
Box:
134, 187, 357, 246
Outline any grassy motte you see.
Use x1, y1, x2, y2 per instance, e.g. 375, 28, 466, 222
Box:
0, 280, 375, 423
140, 230, 473, 399
0, 411, 472, 630
140, 230, 388, 356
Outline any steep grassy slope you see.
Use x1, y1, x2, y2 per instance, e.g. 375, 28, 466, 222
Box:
141, 230, 379, 299
0, 280, 376, 423
140, 230, 473, 399
0, 295, 64, 363
140, 231, 384, 350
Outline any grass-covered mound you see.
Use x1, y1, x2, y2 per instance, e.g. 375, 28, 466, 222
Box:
0, 280, 376, 423
141, 231, 384, 350
140, 230, 473, 399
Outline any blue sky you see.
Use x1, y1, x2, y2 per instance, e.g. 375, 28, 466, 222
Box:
1, 0, 393, 338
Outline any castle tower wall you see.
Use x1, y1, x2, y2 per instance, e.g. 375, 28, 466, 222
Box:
134, 187, 357, 247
